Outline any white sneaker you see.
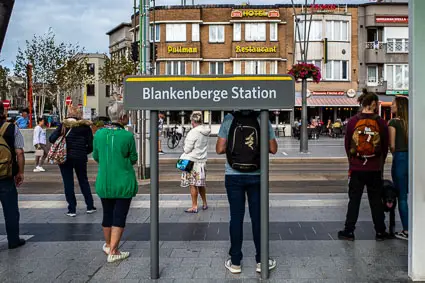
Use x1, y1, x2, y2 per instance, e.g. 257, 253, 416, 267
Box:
33, 167, 41, 173
102, 243, 110, 255
107, 251, 130, 263
65, 212, 77, 217
224, 259, 242, 274
37, 166, 46, 172
256, 258, 277, 273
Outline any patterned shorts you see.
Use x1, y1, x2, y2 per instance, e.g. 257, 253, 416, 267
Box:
180, 161, 207, 188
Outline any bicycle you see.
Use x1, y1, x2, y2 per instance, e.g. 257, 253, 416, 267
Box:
167, 124, 185, 149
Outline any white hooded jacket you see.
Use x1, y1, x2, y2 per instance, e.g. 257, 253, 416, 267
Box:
180, 125, 211, 163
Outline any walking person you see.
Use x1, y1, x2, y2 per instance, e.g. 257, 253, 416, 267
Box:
180, 112, 211, 213
216, 110, 278, 274
33, 117, 48, 172
389, 96, 409, 240
49, 106, 96, 217
158, 112, 165, 155
0, 102, 26, 249
93, 101, 138, 263
338, 92, 389, 241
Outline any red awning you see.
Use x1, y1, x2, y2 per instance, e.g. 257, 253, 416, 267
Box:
295, 96, 359, 107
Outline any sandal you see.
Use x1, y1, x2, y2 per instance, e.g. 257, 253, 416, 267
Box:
103, 243, 110, 255
202, 205, 209, 211
184, 208, 198, 213
107, 251, 130, 263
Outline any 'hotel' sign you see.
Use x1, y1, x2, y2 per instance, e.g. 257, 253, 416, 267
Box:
231, 10, 280, 18
168, 46, 198, 54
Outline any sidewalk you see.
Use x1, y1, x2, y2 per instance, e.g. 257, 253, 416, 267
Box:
0, 194, 408, 282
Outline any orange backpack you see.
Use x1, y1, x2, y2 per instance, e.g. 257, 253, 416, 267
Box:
350, 115, 381, 163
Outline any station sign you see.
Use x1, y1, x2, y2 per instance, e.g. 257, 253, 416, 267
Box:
167, 46, 198, 54
235, 45, 277, 53
231, 10, 280, 18
124, 75, 295, 111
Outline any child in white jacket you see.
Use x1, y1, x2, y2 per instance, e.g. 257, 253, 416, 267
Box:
33, 117, 48, 172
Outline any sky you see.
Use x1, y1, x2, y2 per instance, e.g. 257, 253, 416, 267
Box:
1, 0, 370, 70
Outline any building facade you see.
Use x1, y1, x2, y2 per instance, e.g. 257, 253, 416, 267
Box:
358, 2, 408, 120
106, 23, 132, 60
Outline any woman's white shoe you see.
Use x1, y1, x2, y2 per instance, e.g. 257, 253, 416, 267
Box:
107, 251, 130, 263
102, 243, 110, 255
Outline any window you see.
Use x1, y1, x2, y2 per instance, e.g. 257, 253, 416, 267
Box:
154, 62, 160, 75
245, 61, 267, 75
326, 21, 349, 41
209, 25, 225, 43
233, 23, 241, 41
367, 66, 378, 86
150, 24, 160, 42
166, 61, 186, 75
105, 85, 111, 97
385, 64, 409, 90
87, 84, 95, 96
245, 23, 266, 41
209, 62, 224, 75
270, 61, 278, 74
270, 23, 278, 41
233, 61, 241, 74
192, 24, 200, 42
87, 63, 95, 75
324, 60, 349, 80
386, 38, 408, 53
296, 20, 322, 41
166, 24, 186, 42
191, 61, 200, 75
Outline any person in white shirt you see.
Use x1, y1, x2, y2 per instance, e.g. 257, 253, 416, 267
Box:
33, 117, 48, 172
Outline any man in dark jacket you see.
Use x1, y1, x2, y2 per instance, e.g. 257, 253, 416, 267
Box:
338, 92, 389, 241
0, 102, 26, 249
49, 107, 96, 217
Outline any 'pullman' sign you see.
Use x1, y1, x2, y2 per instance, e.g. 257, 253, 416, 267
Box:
124, 75, 295, 111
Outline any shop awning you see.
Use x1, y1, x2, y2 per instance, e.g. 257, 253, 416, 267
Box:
295, 96, 360, 107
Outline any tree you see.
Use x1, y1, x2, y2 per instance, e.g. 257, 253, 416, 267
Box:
13, 28, 87, 118
99, 55, 134, 96
0, 63, 10, 101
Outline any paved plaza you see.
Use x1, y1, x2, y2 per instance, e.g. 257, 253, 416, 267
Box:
0, 193, 409, 282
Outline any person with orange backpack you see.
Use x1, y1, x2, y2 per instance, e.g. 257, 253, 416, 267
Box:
338, 92, 389, 242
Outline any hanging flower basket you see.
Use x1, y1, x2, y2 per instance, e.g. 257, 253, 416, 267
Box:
288, 63, 321, 83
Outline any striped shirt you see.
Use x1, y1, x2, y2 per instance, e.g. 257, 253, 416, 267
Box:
14, 126, 25, 149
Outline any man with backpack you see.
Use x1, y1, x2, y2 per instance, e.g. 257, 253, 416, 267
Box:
0, 102, 26, 249
338, 92, 389, 241
216, 110, 278, 274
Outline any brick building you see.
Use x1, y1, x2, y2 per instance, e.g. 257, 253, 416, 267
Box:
130, 4, 362, 134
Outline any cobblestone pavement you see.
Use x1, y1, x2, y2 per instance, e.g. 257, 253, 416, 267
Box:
0, 194, 409, 282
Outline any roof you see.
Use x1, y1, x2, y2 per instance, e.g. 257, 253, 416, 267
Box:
295, 96, 360, 107
106, 22, 132, 35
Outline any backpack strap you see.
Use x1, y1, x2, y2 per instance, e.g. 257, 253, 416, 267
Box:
0, 122, 10, 137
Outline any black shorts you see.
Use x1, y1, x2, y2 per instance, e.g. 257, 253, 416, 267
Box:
101, 198, 132, 228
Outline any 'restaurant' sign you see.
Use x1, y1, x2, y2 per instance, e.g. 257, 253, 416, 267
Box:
231, 10, 280, 18
235, 45, 277, 53
312, 91, 345, 96
375, 16, 408, 24
124, 75, 295, 111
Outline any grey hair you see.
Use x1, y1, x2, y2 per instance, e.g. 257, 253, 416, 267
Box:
108, 101, 126, 123
190, 112, 203, 124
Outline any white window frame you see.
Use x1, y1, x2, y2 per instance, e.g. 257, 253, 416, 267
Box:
191, 61, 200, 75
324, 60, 349, 81
192, 24, 200, 42
326, 21, 349, 41
385, 64, 409, 90
233, 61, 242, 74
166, 24, 186, 42
386, 38, 409, 53
367, 65, 379, 86
165, 61, 186, 75
270, 61, 278, 74
245, 23, 266, 42
150, 24, 160, 42
233, 23, 241, 42
209, 25, 225, 43
244, 61, 270, 75
296, 20, 322, 41
270, 23, 278, 41
209, 62, 225, 75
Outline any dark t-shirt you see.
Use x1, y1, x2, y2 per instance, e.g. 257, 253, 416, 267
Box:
389, 119, 408, 152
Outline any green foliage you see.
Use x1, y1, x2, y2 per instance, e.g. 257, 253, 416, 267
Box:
0, 64, 10, 100
99, 55, 134, 91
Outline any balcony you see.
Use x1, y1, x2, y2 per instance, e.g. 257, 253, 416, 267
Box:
365, 42, 408, 64
366, 80, 387, 94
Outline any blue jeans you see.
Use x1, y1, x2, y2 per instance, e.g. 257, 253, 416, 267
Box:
392, 151, 409, 231
225, 175, 261, 265
59, 159, 95, 213
0, 178, 20, 245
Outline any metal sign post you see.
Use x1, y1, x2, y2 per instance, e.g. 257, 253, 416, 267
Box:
124, 75, 295, 280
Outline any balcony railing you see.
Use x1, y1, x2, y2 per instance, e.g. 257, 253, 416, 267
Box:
366, 42, 384, 49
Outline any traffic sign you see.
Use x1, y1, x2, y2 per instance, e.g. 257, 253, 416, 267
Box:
2, 100, 10, 109
65, 96, 72, 105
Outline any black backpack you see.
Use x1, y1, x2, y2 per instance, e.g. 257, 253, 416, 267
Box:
226, 111, 261, 172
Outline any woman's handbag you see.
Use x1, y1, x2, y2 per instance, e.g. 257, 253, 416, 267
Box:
176, 159, 194, 172
35, 149, 45, 157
